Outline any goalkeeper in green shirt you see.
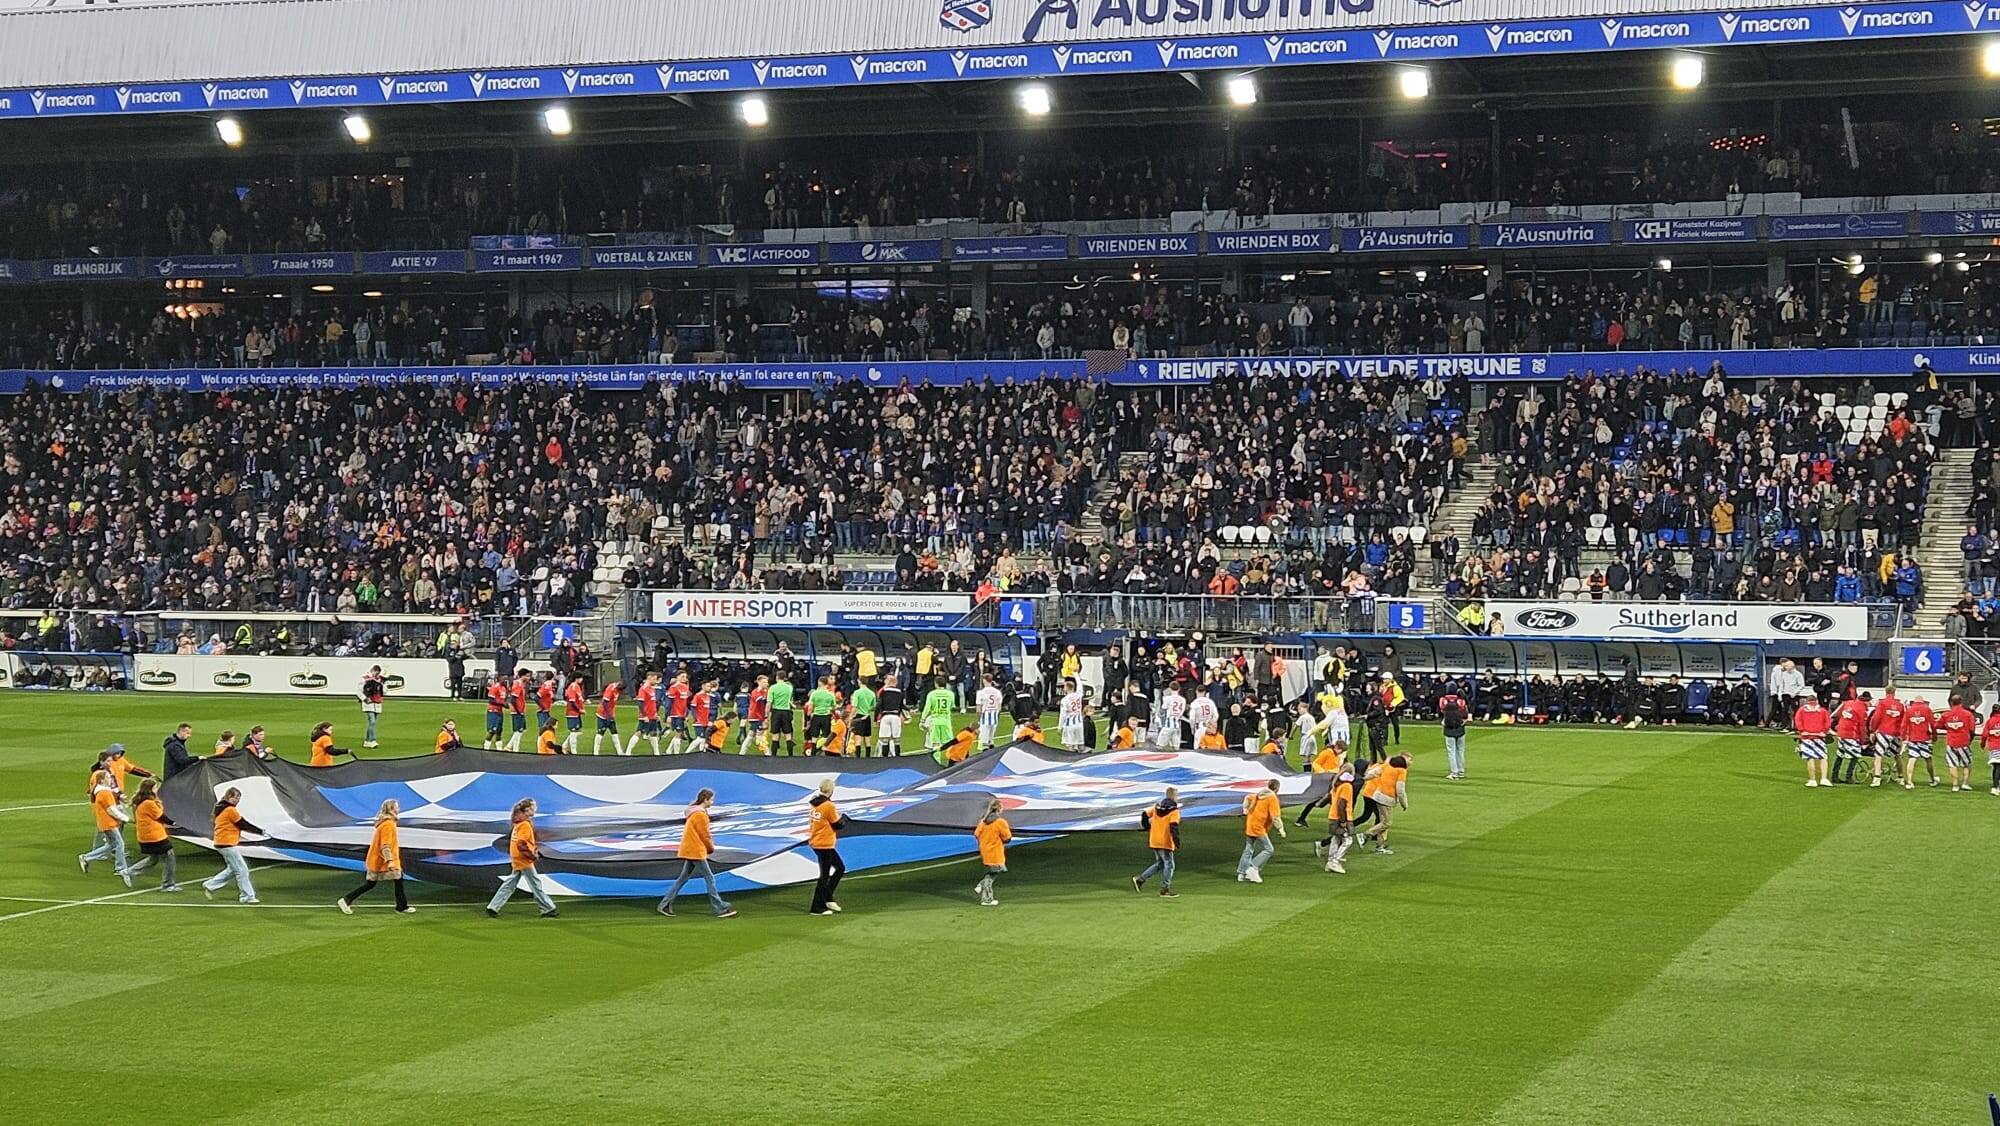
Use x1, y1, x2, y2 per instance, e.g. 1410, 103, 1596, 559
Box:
922, 683, 956, 763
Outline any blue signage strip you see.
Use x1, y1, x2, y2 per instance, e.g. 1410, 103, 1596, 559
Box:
251, 253, 356, 278
950, 235, 1070, 262
707, 243, 819, 268
1076, 232, 1197, 259
145, 255, 247, 279
1208, 229, 1334, 255
1482, 221, 1614, 249
1767, 213, 1908, 240
824, 239, 945, 266
0, 259, 32, 283
8, 346, 2000, 397
1918, 209, 2000, 236
1620, 217, 1759, 244
1342, 226, 1469, 253
360, 250, 466, 275
586, 244, 701, 270
473, 246, 584, 272
39, 258, 141, 281
6, 4, 1981, 122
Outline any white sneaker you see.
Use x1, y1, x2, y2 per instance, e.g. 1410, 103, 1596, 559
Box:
119, 869, 134, 889
1375, 846, 1395, 855
1805, 780, 1818, 788
395, 906, 417, 915
980, 899, 999, 908
1991, 787, 1999, 795
1870, 777, 1882, 788
1930, 778, 1941, 787
1905, 782, 1915, 790
336, 898, 353, 915
1236, 873, 1248, 882
1312, 841, 1325, 858
1324, 860, 1346, 874
78, 855, 89, 874
826, 902, 842, 913
1245, 868, 1263, 884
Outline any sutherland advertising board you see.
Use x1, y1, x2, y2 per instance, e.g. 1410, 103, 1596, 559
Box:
647, 591, 972, 628
1485, 600, 1868, 643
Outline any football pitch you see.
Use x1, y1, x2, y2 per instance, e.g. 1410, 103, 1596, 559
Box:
2, 693, 1995, 1125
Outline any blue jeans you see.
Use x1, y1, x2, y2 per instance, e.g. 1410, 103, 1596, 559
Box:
1445, 734, 1467, 775
1137, 848, 1176, 888
1237, 834, 1274, 876
201, 846, 257, 901
660, 858, 731, 915
487, 866, 557, 913
82, 828, 127, 871
363, 708, 380, 743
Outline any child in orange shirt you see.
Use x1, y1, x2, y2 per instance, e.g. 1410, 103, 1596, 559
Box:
973, 798, 1012, 907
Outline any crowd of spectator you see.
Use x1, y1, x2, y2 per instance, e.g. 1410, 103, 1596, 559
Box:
7, 119, 1997, 258
8, 259, 1999, 373
1437, 368, 1945, 612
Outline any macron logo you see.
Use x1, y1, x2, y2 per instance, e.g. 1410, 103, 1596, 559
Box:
1840, 6, 1861, 33
290, 80, 306, 103
1053, 45, 1070, 71
116, 86, 131, 109
1373, 30, 1394, 55
1265, 35, 1283, 60
562, 68, 579, 92
1156, 40, 1176, 66
851, 55, 869, 80
471, 72, 487, 96
1719, 13, 1739, 39
753, 60, 770, 85
202, 83, 217, 106
379, 76, 397, 99
30, 90, 45, 114
1970, 2, 1991, 26
952, 50, 968, 75
1601, 19, 1620, 44
1486, 24, 1504, 51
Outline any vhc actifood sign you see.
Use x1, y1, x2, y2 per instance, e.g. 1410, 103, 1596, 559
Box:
1488, 601, 1867, 643
648, 591, 972, 627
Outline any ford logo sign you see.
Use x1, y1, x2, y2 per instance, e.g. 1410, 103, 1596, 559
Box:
1768, 611, 1834, 635
1516, 608, 1578, 631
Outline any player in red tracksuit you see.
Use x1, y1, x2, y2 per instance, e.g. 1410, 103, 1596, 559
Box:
1900, 695, 1940, 790
1939, 696, 1978, 793
1792, 697, 1832, 788
563, 678, 587, 754
632, 673, 664, 756
593, 680, 623, 756
485, 678, 509, 749
1981, 705, 2000, 794
1869, 689, 1906, 788
508, 672, 531, 753
1832, 692, 1871, 786
664, 672, 693, 754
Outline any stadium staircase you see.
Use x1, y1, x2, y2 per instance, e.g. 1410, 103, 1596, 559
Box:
1075, 450, 1152, 547
1407, 457, 1498, 599
1911, 446, 1978, 633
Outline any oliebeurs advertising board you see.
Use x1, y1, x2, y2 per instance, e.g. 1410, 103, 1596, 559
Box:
1484, 601, 1868, 643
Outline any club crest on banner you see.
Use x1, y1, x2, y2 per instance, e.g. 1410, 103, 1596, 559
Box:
940, 0, 993, 33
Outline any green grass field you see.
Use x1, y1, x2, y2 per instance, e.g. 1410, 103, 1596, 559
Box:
3, 692, 1996, 1125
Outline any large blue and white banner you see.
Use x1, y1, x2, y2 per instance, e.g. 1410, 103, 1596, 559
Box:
39, 257, 140, 282
1918, 209, 2000, 236
157, 742, 1322, 897
145, 254, 247, 279
3, 2, 1986, 116
2, 345, 1983, 397
708, 242, 820, 268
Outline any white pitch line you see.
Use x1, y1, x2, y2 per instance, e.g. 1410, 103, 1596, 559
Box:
0, 864, 279, 923
0, 803, 85, 814
0, 895, 419, 911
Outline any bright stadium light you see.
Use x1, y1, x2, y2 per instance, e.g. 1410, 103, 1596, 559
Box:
1018, 83, 1052, 116
214, 117, 244, 148
1984, 40, 2000, 76
1226, 75, 1258, 107
1926, 251, 1945, 265
542, 106, 573, 136
1670, 54, 1705, 90
1397, 67, 1430, 100
342, 114, 373, 143
739, 96, 769, 127
1656, 257, 1673, 272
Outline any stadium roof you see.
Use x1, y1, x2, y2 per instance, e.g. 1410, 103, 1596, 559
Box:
0, 36, 1987, 165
